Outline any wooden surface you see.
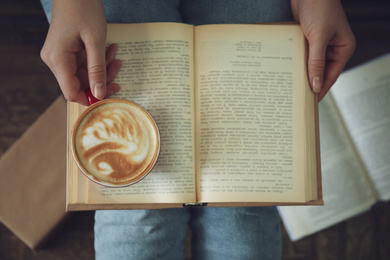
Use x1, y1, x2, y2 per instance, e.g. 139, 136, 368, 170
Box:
0, 0, 390, 259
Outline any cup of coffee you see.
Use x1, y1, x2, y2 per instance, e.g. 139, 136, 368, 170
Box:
71, 98, 160, 188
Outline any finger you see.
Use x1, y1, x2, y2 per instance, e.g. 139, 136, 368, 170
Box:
319, 45, 354, 101
50, 51, 90, 106
106, 83, 121, 97
75, 50, 87, 67
59, 74, 89, 106
318, 61, 341, 101
75, 66, 89, 90
85, 39, 107, 100
105, 43, 122, 82
105, 44, 122, 98
105, 60, 121, 99
307, 36, 327, 94
106, 43, 118, 66
107, 59, 123, 83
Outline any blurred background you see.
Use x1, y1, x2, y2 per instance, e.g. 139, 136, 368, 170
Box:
0, 0, 389, 259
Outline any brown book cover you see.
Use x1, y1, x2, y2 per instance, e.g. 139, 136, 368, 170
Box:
0, 97, 69, 248
66, 23, 323, 210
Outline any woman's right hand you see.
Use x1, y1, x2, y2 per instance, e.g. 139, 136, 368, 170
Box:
41, 0, 121, 106
291, 0, 356, 101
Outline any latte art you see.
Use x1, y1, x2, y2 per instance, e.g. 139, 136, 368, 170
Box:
72, 100, 160, 187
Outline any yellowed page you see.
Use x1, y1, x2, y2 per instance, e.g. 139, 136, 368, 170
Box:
71, 23, 196, 205
278, 92, 377, 241
194, 24, 314, 203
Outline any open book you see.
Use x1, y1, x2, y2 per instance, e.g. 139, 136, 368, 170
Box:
278, 53, 390, 241
67, 22, 322, 210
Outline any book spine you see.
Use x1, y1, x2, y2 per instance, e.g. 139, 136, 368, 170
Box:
183, 203, 208, 208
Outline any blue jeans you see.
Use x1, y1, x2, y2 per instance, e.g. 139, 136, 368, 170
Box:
40, 0, 292, 259
95, 207, 281, 260
40, 0, 293, 25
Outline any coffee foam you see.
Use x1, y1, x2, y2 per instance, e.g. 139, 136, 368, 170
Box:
73, 100, 159, 186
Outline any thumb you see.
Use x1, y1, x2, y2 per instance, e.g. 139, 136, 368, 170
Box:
307, 38, 327, 94
86, 41, 107, 100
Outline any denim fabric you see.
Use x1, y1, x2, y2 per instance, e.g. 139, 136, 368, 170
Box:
39, 0, 293, 24
39, 0, 290, 258
95, 208, 191, 260
102, 0, 182, 23
39, 0, 183, 23
180, 0, 293, 25
95, 207, 281, 260
40, 0, 52, 22
189, 207, 281, 260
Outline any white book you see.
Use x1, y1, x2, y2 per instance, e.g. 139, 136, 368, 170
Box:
278, 53, 390, 241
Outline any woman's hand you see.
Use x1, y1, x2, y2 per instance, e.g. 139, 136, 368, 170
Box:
291, 0, 356, 101
41, 0, 121, 106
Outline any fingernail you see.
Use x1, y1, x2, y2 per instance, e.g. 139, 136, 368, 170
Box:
94, 83, 105, 100
313, 77, 321, 93
107, 84, 120, 96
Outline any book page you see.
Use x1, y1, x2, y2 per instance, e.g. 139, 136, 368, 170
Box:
194, 24, 316, 203
277, 94, 377, 241
330, 54, 390, 201
84, 23, 196, 204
